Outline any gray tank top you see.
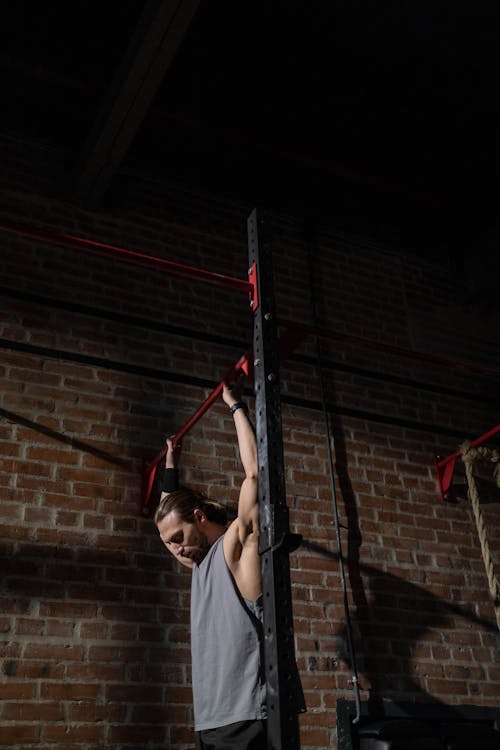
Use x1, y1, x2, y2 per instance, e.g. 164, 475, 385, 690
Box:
190, 534, 267, 731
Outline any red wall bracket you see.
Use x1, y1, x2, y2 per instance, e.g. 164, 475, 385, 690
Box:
435, 423, 500, 501
248, 262, 259, 311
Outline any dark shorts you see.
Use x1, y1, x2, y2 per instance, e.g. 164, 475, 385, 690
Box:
195, 719, 267, 750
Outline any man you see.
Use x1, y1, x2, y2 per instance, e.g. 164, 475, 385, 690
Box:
155, 381, 267, 750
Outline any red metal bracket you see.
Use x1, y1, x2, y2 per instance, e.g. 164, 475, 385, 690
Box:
248, 262, 259, 312
435, 423, 500, 501
435, 454, 459, 502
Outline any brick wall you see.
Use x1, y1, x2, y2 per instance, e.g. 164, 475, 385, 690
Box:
1, 135, 499, 749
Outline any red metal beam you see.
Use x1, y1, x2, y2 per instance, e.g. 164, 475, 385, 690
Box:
435, 423, 500, 501
0, 220, 253, 296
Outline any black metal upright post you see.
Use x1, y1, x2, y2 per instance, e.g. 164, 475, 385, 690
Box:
248, 209, 303, 750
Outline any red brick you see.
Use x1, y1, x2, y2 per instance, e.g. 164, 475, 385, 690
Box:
40, 682, 102, 700
66, 663, 124, 681
0, 726, 40, 742
44, 724, 105, 742
426, 678, 469, 695
2, 700, 64, 720
23, 643, 84, 661
26, 447, 79, 464
299, 726, 331, 746
106, 684, 163, 703
0, 683, 37, 699
108, 724, 166, 742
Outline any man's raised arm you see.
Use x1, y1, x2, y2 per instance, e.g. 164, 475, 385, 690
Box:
222, 382, 259, 540
160, 438, 181, 499
221, 381, 262, 600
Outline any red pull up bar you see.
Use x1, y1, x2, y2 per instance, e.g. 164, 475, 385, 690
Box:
0, 219, 256, 302
140, 350, 252, 515
435, 423, 500, 501
139, 327, 309, 515
281, 320, 500, 379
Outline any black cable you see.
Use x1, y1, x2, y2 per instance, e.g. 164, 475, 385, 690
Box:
304, 220, 362, 724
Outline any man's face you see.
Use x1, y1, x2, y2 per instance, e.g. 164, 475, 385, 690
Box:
157, 509, 210, 565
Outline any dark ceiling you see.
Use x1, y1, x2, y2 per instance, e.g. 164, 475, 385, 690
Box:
2, 0, 498, 249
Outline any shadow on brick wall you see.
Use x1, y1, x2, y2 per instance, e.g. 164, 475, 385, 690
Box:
301, 411, 498, 709
0, 406, 129, 468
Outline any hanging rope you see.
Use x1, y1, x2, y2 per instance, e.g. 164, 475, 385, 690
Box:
460, 441, 500, 631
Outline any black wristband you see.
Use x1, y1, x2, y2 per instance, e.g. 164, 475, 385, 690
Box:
162, 467, 179, 493
229, 401, 248, 415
